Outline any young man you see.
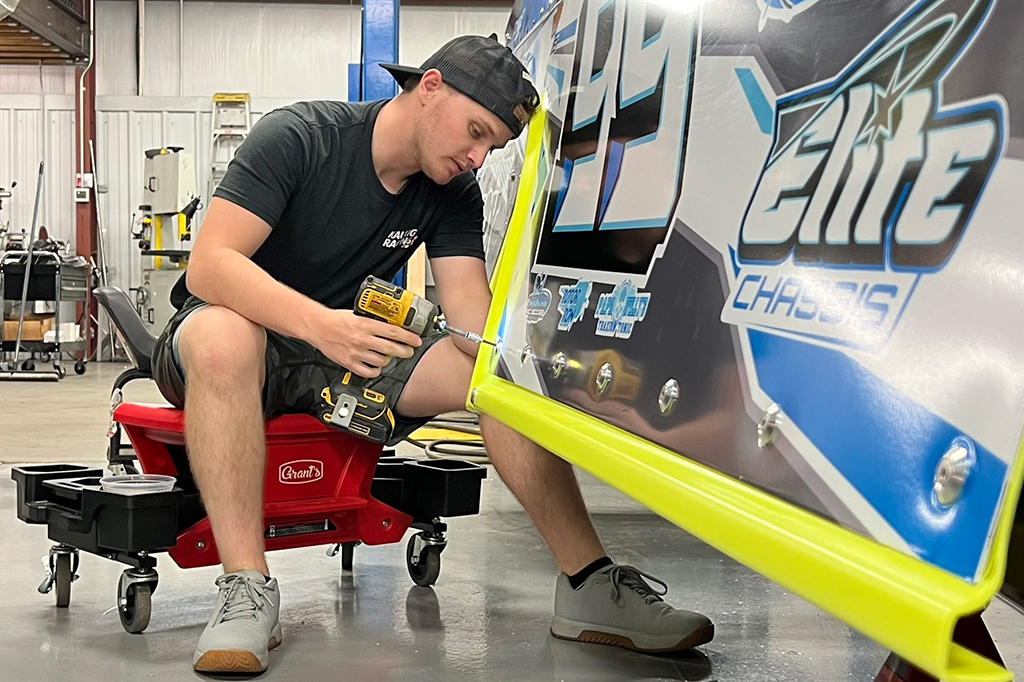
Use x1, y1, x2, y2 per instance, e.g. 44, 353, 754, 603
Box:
151, 35, 714, 675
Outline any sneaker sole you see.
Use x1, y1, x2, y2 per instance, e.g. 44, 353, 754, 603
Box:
550, 620, 714, 653
193, 637, 281, 674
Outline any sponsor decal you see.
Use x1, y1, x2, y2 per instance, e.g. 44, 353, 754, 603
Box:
526, 274, 553, 324
595, 280, 650, 339
557, 280, 593, 331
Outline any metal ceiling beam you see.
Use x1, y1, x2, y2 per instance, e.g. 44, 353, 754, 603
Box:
4, 0, 87, 60
0, 0, 19, 23
0, 21, 72, 60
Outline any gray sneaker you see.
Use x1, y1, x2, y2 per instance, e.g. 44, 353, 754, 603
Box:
192, 570, 283, 674
551, 564, 714, 653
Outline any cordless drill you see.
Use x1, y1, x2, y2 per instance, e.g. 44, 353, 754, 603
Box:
354, 275, 492, 344
317, 276, 492, 443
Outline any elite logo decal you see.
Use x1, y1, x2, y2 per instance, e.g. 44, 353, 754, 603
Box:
595, 280, 650, 339
724, 0, 1003, 349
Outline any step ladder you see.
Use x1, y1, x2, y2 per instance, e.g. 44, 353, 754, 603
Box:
208, 93, 251, 200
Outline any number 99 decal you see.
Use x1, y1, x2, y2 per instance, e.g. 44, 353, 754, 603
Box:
534, 0, 699, 284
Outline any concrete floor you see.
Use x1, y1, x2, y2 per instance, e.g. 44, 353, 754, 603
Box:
0, 363, 1021, 681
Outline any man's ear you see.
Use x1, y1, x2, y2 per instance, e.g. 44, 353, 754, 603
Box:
418, 69, 445, 102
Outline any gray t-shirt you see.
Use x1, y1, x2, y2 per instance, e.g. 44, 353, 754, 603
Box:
174, 99, 484, 310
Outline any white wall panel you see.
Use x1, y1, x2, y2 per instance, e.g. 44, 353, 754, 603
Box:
92, 2, 509, 99
399, 6, 510, 67
0, 95, 77, 250
95, 0, 362, 99
96, 0, 138, 96
0, 66, 77, 95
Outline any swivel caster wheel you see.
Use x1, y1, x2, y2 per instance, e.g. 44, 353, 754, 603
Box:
54, 364, 66, 380
118, 568, 157, 634
74, 360, 86, 375
21, 359, 34, 372
38, 546, 79, 608
40, 352, 52, 363
54, 553, 73, 608
406, 533, 445, 587
341, 541, 357, 572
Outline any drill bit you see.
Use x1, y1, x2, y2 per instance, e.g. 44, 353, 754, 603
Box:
446, 326, 498, 347
434, 317, 497, 346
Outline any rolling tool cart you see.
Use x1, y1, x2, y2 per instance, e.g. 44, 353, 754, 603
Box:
0, 162, 90, 379
1, 250, 90, 378
11, 285, 487, 633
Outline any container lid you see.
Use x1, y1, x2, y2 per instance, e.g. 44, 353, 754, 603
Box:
99, 474, 176, 494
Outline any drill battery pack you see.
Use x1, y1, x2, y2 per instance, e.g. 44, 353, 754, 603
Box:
317, 372, 395, 444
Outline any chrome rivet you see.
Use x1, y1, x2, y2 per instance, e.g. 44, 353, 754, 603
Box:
470, 388, 479, 405
196, 540, 206, 550
521, 344, 533, 364
382, 518, 391, 530
659, 379, 679, 415
757, 403, 781, 449
934, 439, 975, 507
596, 363, 613, 395
509, 171, 517, 182
551, 353, 567, 378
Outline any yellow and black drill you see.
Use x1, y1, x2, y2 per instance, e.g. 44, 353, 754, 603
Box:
353, 275, 492, 344
317, 276, 493, 443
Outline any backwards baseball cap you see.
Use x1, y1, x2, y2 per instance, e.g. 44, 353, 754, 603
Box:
381, 35, 540, 138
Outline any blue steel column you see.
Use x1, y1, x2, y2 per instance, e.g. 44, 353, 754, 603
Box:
361, 0, 399, 102
359, 0, 405, 286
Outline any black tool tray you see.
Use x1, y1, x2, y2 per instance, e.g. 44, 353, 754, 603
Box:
12, 464, 183, 554
12, 464, 105, 524
370, 458, 487, 519
370, 457, 414, 511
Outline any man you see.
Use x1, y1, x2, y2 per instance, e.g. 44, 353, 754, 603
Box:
152, 35, 714, 675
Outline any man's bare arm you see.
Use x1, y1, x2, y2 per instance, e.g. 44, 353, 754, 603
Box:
186, 197, 421, 377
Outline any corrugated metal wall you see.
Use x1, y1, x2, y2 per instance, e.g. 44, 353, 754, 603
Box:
400, 5, 511, 65
0, 94, 78, 248
0, 66, 77, 95
96, 1, 364, 98
94, 2, 509, 99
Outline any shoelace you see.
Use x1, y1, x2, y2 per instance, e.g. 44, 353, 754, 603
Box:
602, 565, 669, 605
215, 574, 270, 623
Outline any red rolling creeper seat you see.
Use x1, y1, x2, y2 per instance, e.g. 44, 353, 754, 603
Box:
10, 286, 484, 634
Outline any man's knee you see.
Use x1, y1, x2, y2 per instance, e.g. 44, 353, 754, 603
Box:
398, 338, 474, 417
178, 306, 267, 386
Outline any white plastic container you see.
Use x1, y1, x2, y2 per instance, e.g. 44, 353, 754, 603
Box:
99, 474, 176, 495
43, 322, 81, 343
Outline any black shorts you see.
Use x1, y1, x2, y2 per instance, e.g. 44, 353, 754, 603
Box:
151, 296, 447, 446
